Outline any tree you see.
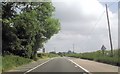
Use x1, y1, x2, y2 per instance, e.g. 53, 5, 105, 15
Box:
2, 2, 60, 59
32, 2, 60, 59
2, 2, 17, 55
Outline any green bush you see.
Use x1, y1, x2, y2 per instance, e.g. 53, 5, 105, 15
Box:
95, 56, 118, 66
66, 53, 80, 58
37, 53, 59, 58
48, 53, 59, 58
2, 55, 32, 71
0, 56, 2, 73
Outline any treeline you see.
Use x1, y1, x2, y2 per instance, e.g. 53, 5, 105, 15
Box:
2, 2, 60, 59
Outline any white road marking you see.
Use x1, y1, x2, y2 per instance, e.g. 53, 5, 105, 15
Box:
24, 58, 54, 74
68, 59, 89, 73
75, 65, 78, 67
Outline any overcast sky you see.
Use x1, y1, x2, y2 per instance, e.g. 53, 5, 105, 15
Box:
44, 0, 118, 53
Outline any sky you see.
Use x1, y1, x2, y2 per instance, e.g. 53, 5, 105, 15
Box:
44, 0, 118, 53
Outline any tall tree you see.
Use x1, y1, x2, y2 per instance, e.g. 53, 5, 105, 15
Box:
2, 2, 60, 59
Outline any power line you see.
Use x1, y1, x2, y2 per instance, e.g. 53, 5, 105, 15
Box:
81, 10, 106, 50
73, 43, 74, 52
89, 11, 106, 35
87, 2, 116, 39
81, 3, 116, 51
108, 2, 116, 7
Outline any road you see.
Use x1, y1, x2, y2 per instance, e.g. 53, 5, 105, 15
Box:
25, 57, 87, 73
2, 57, 118, 74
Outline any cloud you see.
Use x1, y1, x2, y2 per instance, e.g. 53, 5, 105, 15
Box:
44, 0, 118, 53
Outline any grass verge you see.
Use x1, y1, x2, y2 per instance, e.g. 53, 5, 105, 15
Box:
0, 56, 2, 73
37, 53, 59, 59
66, 49, 119, 66
2, 55, 32, 71
2, 53, 59, 72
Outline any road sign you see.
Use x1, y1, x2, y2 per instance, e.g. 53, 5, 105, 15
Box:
101, 45, 106, 50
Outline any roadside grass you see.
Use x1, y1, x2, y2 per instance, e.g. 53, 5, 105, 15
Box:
66, 49, 119, 66
2, 55, 32, 71
0, 56, 2, 73
2, 53, 59, 72
37, 53, 59, 59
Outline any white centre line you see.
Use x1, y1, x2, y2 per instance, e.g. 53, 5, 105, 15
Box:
24, 58, 54, 74
68, 59, 90, 73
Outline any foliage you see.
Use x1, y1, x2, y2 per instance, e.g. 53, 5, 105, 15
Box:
2, 2, 60, 59
66, 49, 119, 66
65, 53, 81, 58
0, 56, 1, 73
2, 55, 32, 71
37, 53, 59, 58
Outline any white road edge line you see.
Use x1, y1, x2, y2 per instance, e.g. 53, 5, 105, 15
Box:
68, 59, 89, 73
24, 58, 54, 74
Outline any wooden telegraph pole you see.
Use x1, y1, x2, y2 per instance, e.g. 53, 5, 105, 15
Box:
73, 44, 74, 53
105, 4, 113, 56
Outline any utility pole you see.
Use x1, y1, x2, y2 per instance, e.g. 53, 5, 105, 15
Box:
73, 44, 74, 53
54, 47, 56, 53
105, 4, 113, 56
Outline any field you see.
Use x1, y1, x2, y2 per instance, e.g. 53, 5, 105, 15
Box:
66, 49, 120, 66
